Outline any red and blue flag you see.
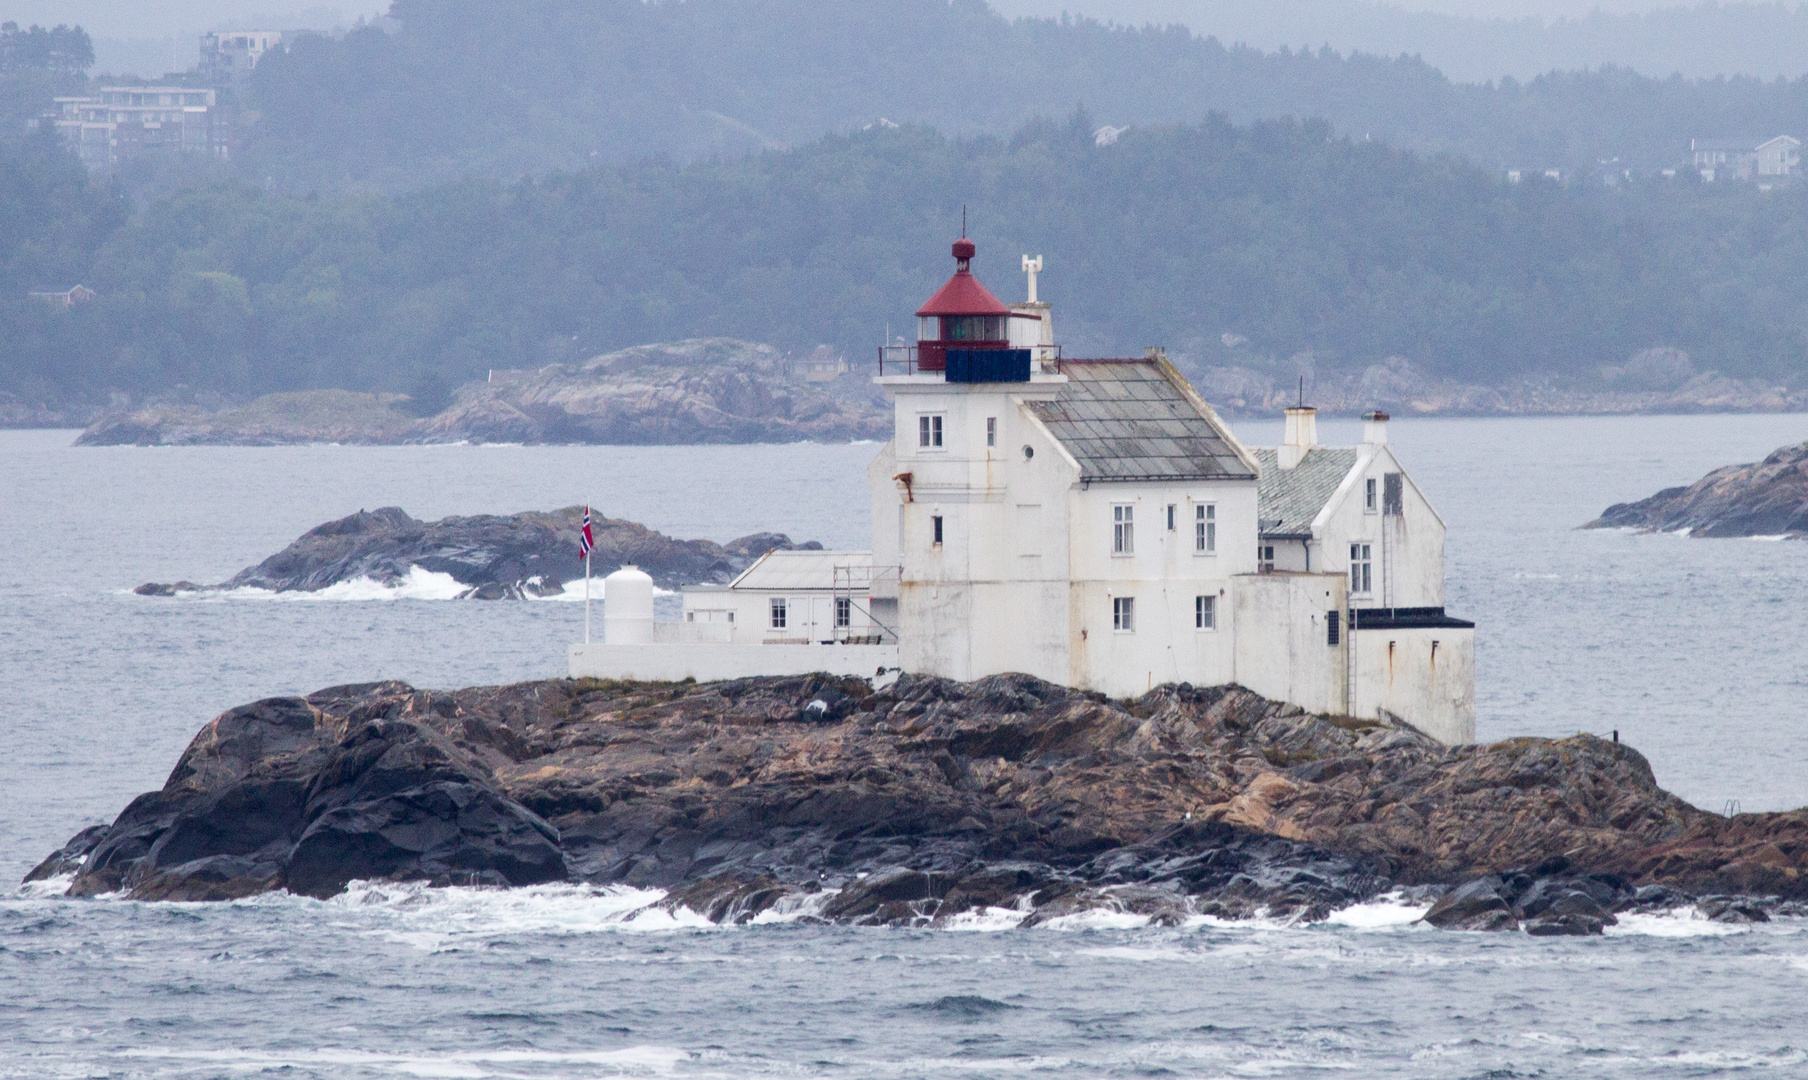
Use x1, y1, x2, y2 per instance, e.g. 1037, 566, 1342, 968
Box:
579, 505, 594, 561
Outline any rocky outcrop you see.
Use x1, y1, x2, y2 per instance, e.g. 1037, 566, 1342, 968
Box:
31, 673, 1808, 930
75, 340, 889, 446
134, 505, 819, 595
77, 390, 422, 446
1587, 441, 1808, 537
413, 340, 887, 445
1186, 351, 1808, 419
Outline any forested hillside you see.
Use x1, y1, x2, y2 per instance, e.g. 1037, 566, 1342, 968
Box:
8, 111, 1807, 416
233, 0, 1808, 193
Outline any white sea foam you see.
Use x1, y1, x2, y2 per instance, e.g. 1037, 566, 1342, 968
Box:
316, 881, 711, 951
935, 905, 1030, 932
1322, 895, 1434, 929
12, 872, 76, 899
138, 565, 471, 602
120, 1044, 692, 1077
1030, 908, 1154, 931
1748, 534, 1792, 542
1605, 908, 1754, 937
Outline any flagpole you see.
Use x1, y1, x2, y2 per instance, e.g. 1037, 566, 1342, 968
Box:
584, 549, 592, 645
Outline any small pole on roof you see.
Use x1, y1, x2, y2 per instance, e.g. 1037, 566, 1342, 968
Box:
962, 205, 967, 237
1298, 375, 1303, 407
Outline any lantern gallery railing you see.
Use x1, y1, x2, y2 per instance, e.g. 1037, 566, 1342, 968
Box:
877, 344, 1061, 376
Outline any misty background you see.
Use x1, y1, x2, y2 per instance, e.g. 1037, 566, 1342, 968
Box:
3, 0, 1807, 421
30, 0, 1808, 82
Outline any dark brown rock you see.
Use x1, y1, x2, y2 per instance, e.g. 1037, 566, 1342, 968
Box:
33, 673, 1808, 928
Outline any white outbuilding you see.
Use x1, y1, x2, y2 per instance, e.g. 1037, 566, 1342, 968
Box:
572, 237, 1474, 743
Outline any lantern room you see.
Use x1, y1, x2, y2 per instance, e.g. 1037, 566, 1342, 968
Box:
913, 238, 1015, 372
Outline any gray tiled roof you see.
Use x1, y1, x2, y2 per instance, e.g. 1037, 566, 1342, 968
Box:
1252, 447, 1359, 537
1025, 361, 1255, 482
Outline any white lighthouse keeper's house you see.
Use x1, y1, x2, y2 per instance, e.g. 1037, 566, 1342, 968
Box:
571, 237, 1474, 743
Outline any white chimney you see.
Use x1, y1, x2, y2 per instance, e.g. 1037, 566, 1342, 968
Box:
1363, 410, 1390, 446
1278, 406, 1318, 469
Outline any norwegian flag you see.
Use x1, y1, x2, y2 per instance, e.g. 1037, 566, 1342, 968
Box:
578, 505, 595, 562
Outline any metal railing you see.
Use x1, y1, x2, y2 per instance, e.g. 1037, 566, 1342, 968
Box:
876, 344, 1061, 376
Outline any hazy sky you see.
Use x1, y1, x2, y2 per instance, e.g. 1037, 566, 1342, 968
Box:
2, 0, 1719, 41
991, 0, 1722, 22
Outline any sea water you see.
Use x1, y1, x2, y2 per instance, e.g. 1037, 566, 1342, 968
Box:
3, 415, 1808, 1078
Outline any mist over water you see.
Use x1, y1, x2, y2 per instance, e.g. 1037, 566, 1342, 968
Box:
3, 414, 1807, 1077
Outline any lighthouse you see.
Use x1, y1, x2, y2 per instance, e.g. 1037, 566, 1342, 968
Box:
910, 238, 1026, 374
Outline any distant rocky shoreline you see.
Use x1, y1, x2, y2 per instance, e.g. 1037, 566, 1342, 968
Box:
22, 341, 1808, 446
134, 506, 819, 597
1587, 440, 1808, 538
69, 339, 890, 447
30, 673, 1808, 935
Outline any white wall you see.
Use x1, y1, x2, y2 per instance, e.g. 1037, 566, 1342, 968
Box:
1350, 626, 1475, 744
1230, 572, 1348, 717
1065, 479, 1257, 697
1315, 444, 1447, 609
885, 377, 1077, 685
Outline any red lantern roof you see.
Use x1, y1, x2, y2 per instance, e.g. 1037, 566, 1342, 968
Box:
916, 238, 1012, 317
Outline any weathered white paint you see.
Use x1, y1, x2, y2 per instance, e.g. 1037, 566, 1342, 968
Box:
1230, 572, 1348, 716
1312, 443, 1446, 609
1350, 626, 1475, 745
569, 642, 897, 682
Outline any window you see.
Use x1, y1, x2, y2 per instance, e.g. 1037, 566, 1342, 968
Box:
1327, 610, 1341, 646
1365, 478, 1378, 513
986, 417, 997, 447
1383, 472, 1404, 516
1112, 505, 1134, 555
1195, 595, 1216, 630
1258, 544, 1275, 571
917, 414, 943, 448
1113, 596, 1135, 631
932, 515, 944, 546
1350, 543, 1372, 594
1195, 504, 1216, 553
835, 597, 852, 628
1166, 504, 1176, 531
769, 598, 788, 629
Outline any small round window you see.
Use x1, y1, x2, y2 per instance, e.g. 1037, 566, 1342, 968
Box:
1023, 445, 1035, 460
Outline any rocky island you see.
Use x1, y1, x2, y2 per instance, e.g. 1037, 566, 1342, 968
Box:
77, 340, 889, 447
1587, 440, 1808, 537
29, 673, 1808, 934
135, 505, 819, 597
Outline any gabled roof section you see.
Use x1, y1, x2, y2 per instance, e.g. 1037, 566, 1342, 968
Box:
1023, 360, 1257, 482
729, 549, 871, 591
1251, 447, 1359, 538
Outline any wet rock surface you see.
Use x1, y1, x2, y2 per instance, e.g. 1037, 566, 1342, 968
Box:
1587, 441, 1808, 537
134, 505, 819, 595
33, 674, 1808, 929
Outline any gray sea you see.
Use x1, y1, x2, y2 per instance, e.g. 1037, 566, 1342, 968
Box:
3, 414, 1807, 1079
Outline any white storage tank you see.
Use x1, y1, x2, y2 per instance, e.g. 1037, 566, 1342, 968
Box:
602, 565, 655, 644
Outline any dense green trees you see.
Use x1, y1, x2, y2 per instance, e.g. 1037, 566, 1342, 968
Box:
6, 111, 1807, 413
232, 0, 1808, 192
